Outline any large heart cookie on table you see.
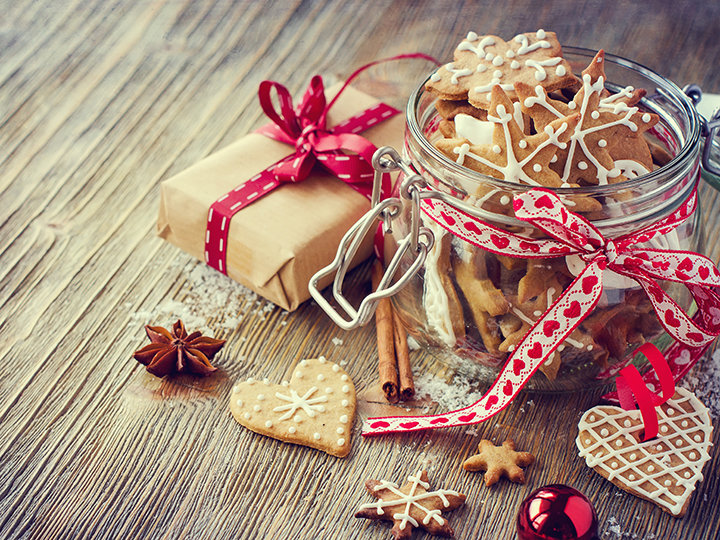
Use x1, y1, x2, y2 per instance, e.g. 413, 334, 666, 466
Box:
230, 357, 356, 457
575, 387, 713, 517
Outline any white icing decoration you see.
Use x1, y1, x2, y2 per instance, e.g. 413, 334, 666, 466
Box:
614, 159, 650, 179
533, 164, 542, 173
492, 56, 504, 67
247, 378, 254, 383
233, 385, 240, 393
289, 426, 296, 434
642, 113, 652, 123
524, 57, 562, 82
577, 161, 588, 170
492, 144, 502, 154
358, 471, 461, 531
421, 220, 457, 347
253, 405, 261, 412
513, 33, 551, 55
325, 387, 333, 394
281, 381, 289, 387
332, 364, 340, 372
317, 374, 325, 381
300, 360, 308, 367
243, 412, 250, 419
340, 415, 349, 424
525, 74, 644, 185
518, 140, 527, 149
337, 427, 344, 434
598, 139, 607, 147
467, 31, 478, 41
236, 399, 243, 407
493, 69, 503, 78
313, 432, 321, 440
341, 399, 349, 407
455, 102, 570, 185
555, 65, 566, 76
342, 385, 350, 393
576, 388, 713, 516
273, 386, 328, 421
458, 35, 495, 58
455, 114, 494, 145
341, 374, 349, 382
511, 60, 520, 69
536, 29, 546, 39
293, 415, 302, 423
444, 62, 473, 84
337, 438, 345, 446
319, 356, 327, 363
265, 420, 272, 428
257, 394, 265, 401
477, 64, 487, 73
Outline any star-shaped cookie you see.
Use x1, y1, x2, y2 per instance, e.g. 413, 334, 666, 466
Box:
435, 85, 579, 187
427, 30, 577, 111
463, 439, 535, 486
515, 49, 659, 186
355, 470, 466, 539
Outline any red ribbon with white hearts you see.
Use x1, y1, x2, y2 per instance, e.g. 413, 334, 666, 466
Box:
362, 187, 720, 436
204, 53, 439, 274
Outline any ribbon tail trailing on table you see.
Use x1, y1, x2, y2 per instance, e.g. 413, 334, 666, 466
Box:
362, 187, 720, 436
204, 53, 439, 275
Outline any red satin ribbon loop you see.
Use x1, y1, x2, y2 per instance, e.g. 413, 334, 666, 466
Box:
615, 343, 676, 441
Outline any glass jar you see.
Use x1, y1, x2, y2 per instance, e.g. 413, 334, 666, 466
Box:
388, 47, 703, 391
309, 47, 718, 392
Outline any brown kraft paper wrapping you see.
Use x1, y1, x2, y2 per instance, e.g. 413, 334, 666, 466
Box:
157, 84, 405, 311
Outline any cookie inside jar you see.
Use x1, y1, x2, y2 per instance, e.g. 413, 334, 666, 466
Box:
390, 30, 700, 391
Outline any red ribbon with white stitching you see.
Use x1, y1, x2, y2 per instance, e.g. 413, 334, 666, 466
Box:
362, 187, 720, 436
204, 53, 439, 274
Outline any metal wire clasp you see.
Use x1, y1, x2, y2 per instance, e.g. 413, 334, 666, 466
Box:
308, 146, 434, 330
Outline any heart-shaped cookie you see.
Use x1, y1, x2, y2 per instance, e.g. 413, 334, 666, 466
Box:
230, 357, 356, 457
575, 387, 713, 517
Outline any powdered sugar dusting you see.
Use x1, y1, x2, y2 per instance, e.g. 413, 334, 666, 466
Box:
681, 348, 720, 417
128, 257, 279, 335
414, 370, 484, 411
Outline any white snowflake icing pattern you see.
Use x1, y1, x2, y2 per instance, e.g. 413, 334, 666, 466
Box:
273, 386, 328, 421
359, 471, 460, 531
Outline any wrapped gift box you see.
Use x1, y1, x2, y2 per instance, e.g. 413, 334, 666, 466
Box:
157, 84, 404, 311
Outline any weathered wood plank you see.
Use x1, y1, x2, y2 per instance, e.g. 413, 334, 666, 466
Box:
1, 1, 719, 539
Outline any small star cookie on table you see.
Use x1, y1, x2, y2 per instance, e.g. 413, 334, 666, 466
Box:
576, 387, 713, 517
355, 470, 466, 539
463, 439, 535, 486
229, 357, 356, 457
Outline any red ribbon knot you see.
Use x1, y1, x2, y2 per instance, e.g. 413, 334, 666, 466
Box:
204, 74, 399, 274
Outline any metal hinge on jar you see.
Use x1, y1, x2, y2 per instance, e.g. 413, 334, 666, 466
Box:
308, 147, 435, 330
683, 84, 720, 177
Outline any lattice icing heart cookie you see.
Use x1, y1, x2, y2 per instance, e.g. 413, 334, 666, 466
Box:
230, 357, 356, 457
575, 387, 713, 516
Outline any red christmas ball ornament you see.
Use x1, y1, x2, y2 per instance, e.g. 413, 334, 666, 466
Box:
517, 484, 599, 540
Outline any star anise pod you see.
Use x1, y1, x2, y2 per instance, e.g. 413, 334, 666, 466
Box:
132, 320, 225, 377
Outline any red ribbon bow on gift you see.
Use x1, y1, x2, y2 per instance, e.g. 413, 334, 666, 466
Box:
204, 74, 399, 274
363, 187, 720, 436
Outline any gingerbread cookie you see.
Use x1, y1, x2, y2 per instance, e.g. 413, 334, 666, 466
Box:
355, 469, 466, 539
229, 357, 356, 457
435, 85, 579, 187
463, 439, 535, 486
427, 30, 577, 111
576, 387, 713, 517
422, 218, 466, 347
515, 50, 658, 186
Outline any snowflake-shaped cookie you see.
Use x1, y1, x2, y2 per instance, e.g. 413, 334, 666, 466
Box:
515, 50, 659, 186
427, 29, 577, 111
355, 470, 466, 539
435, 85, 579, 187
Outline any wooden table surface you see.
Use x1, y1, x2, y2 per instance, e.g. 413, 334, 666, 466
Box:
2, 1, 720, 538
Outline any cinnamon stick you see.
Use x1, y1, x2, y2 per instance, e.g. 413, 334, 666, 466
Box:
372, 259, 399, 403
393, 309, 415, 401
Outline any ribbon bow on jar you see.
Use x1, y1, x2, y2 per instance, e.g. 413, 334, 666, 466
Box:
363, 187, 720, 436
